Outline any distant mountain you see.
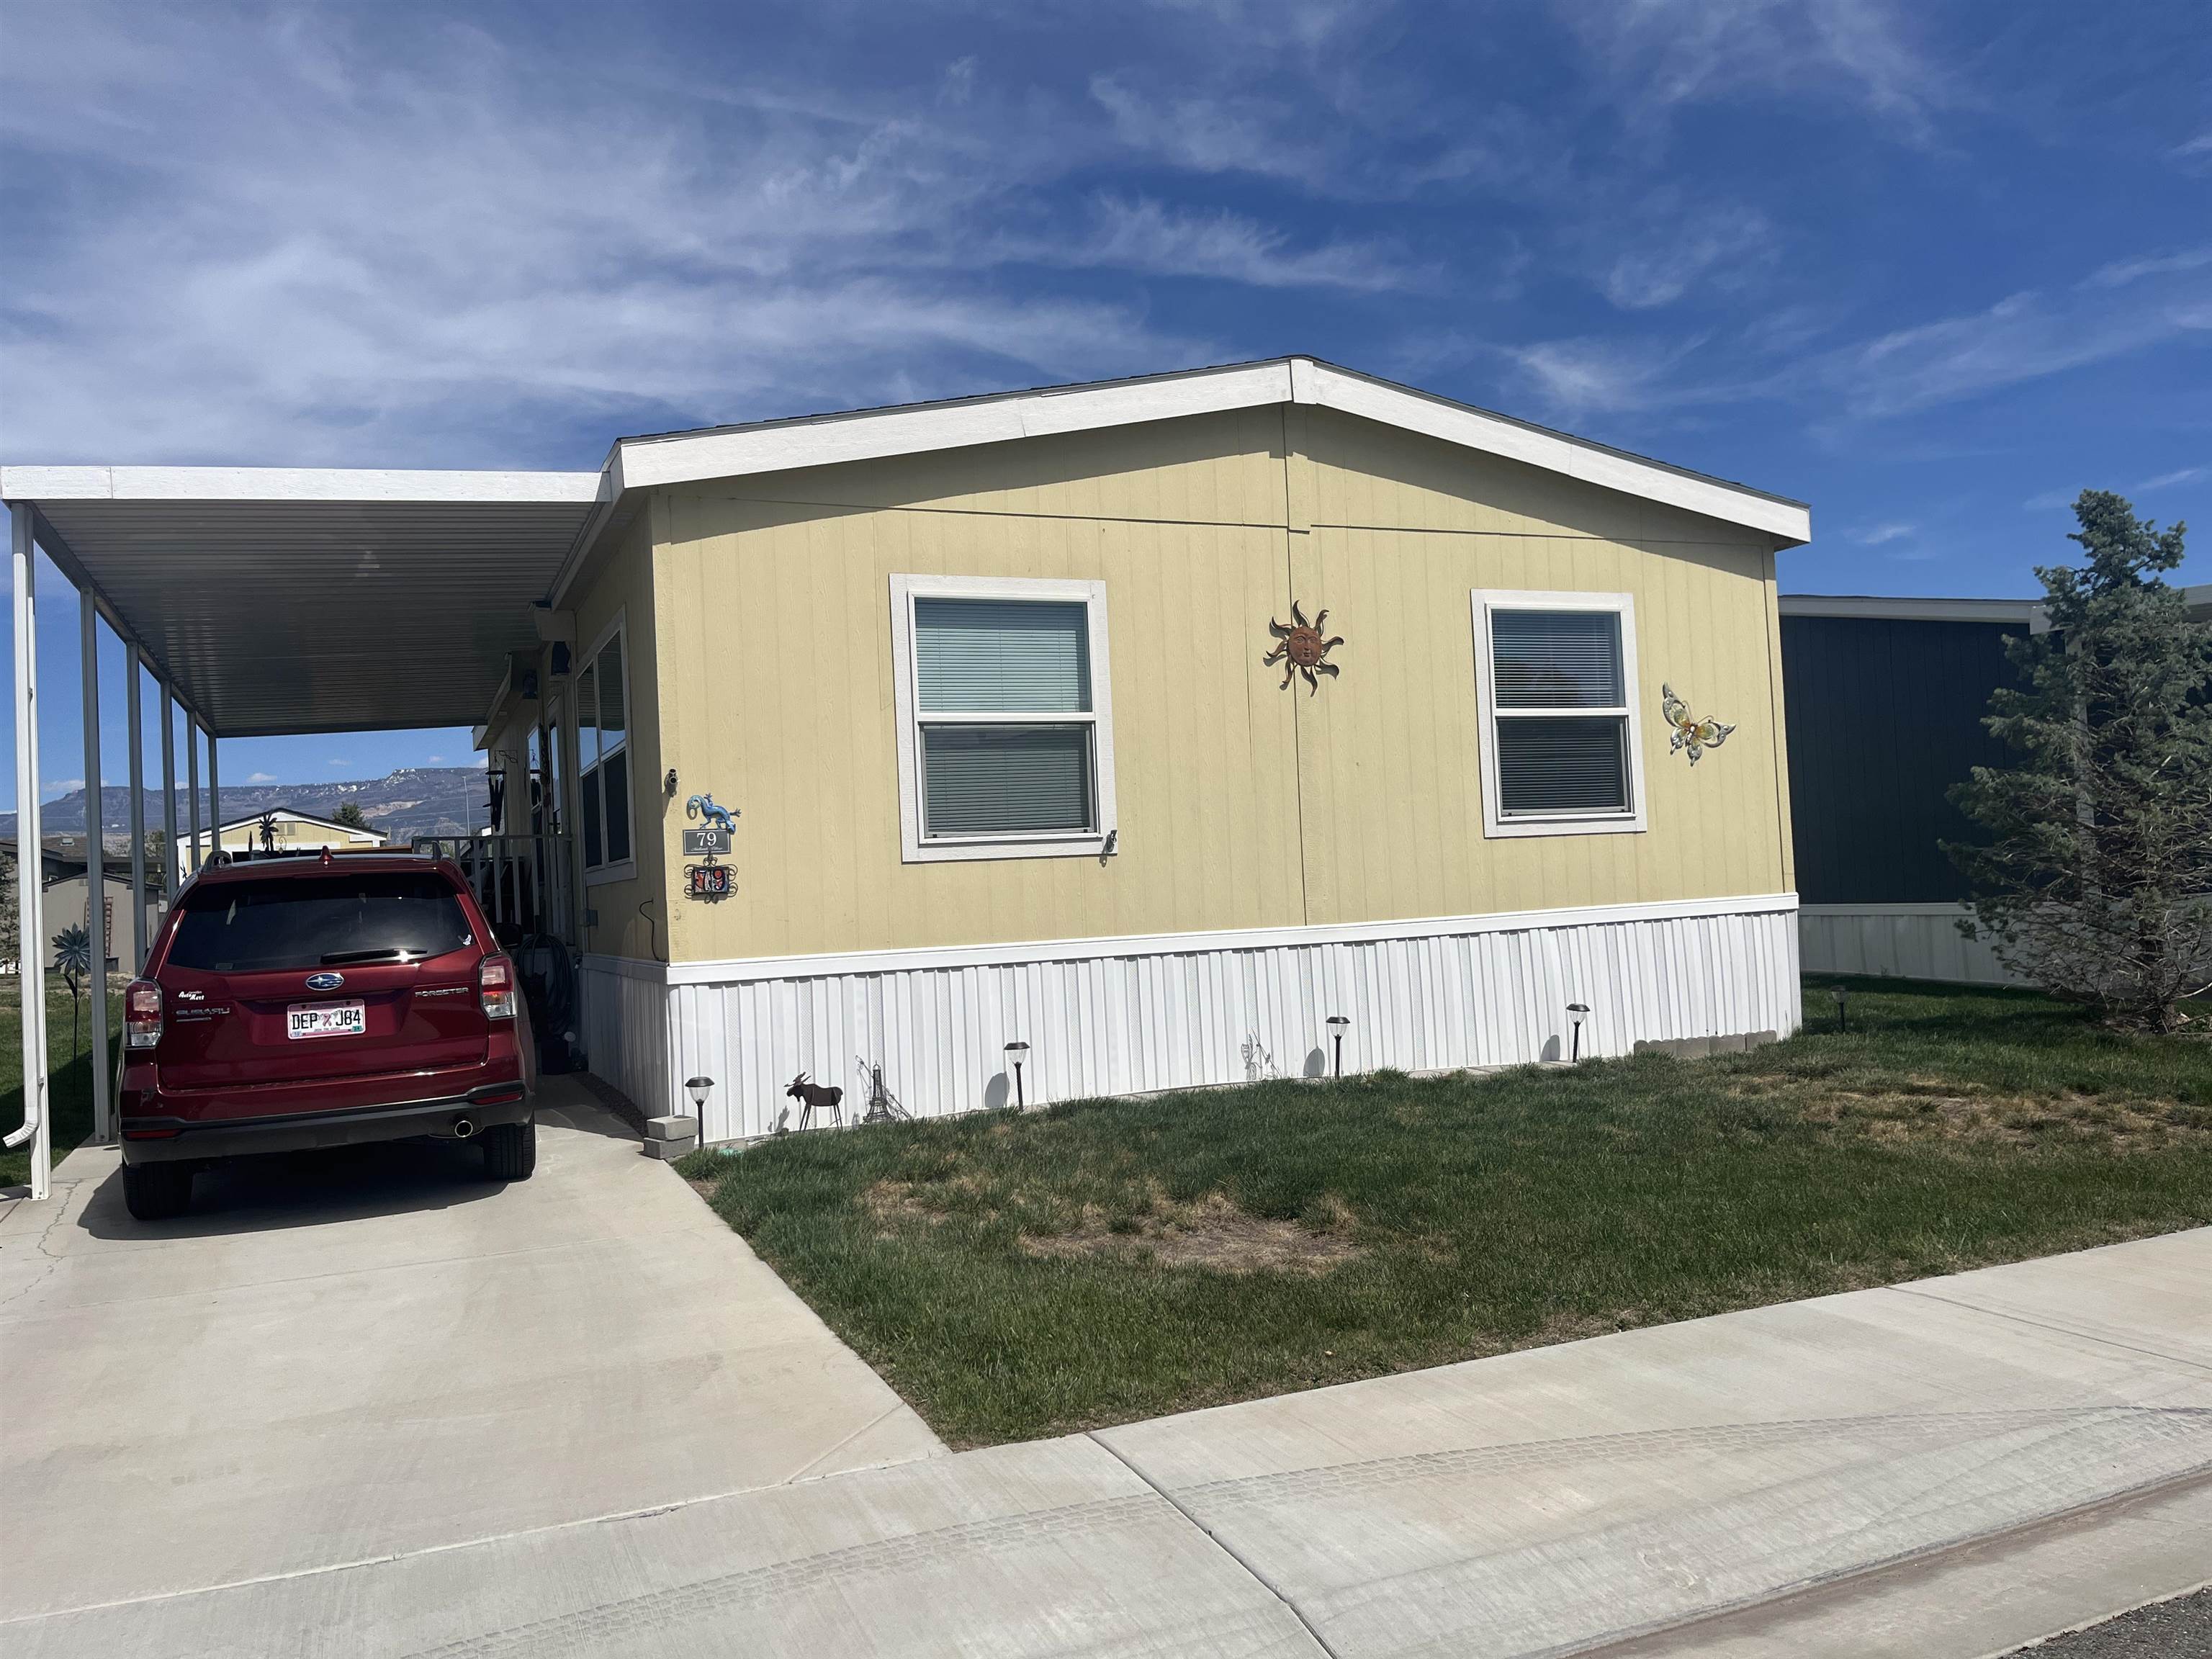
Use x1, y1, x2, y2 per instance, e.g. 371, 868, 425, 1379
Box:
3, 766, 495, 843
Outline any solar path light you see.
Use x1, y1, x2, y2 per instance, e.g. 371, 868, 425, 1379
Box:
1326, 1014, 1350, 1079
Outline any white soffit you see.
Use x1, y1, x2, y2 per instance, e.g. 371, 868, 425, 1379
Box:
608, 356, 1813, 546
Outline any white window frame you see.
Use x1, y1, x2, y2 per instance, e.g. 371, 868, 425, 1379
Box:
577, 609, 638, 886
1471, 589, 1647, 839
889, 572, 1118, 864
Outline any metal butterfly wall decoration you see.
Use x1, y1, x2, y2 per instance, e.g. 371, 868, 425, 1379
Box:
1661, 683, 1735, 764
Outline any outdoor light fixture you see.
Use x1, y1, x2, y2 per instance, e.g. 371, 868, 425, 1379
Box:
1326, 1014, 1351, 1079
685, 1075, 714, 1114
1566, 1003, 1590, 1063
1830, 984, 1849, 1034
1004, 1041, 1030, 1109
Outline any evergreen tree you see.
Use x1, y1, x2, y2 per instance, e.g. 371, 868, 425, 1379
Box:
333, 801, 370, 831
1948, 491, 2212, 1030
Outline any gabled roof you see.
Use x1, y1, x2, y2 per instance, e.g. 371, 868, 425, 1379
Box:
214, 807, 385, 837
551, 356, 1810, 606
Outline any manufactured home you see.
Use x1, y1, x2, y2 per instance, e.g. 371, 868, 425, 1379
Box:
467, 360, 1812, 1141
1780, 587, 2212, 986
5, 358, 1812, 1164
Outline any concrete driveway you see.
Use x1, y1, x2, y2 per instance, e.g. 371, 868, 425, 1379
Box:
0, 1078, 943, 1628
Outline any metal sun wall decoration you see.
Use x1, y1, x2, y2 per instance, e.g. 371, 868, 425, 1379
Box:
1264, 601, 1344, 693
1661, 683, 1735, 764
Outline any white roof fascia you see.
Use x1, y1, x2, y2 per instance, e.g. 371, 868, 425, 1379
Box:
611, 360, 1294, 493
603, 355, 1809, 546
0, 465, 603, 505
1301, 364, 1811, 544
1779, 595, 2042, 624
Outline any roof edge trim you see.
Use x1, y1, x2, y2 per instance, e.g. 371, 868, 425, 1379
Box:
1, 465, 603, 505
607, 355, 1809, 546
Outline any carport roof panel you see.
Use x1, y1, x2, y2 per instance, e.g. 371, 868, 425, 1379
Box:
1, 467, 604, 737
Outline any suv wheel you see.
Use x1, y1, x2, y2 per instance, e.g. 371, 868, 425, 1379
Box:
123, 1162, 194, 1221
482, 1118, 536, 1182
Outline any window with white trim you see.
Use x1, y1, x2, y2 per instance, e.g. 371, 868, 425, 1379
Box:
577, 620, 634, 876
890, 574, 1117, 863
1472, 590, 1646, 837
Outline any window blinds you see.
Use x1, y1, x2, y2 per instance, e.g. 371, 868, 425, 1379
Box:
1489, 608, 1632, 817
915, 598, 1091, 712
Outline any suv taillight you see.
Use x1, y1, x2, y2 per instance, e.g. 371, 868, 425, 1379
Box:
479, 956, 518, 1022
125, 979, 163, 1049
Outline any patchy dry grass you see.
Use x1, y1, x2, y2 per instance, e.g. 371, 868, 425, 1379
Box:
682, 977, 2212, 1447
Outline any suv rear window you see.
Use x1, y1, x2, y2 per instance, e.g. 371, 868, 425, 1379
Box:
167, 872, 474, 972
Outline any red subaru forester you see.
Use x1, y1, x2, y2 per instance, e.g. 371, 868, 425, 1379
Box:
117, 852, 536, 1220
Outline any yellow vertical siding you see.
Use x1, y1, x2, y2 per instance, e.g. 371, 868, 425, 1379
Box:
647, 406, 1795, 963
568, 513, 666, 963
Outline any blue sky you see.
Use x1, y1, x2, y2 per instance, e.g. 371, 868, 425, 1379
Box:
2, 0, 2208, 808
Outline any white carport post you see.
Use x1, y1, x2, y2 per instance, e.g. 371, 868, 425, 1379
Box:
80, 590, 114, 1143
207, 732, 220, 860
159, 679, 178, 894
127, 652, 148, 966
186, 716, 201, 875
9, 504, 52, 1197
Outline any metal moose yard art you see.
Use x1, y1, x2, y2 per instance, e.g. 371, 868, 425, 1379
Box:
1264, 601, 1344, 693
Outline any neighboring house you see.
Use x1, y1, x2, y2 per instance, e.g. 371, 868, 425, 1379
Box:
2, 839, 169, 970
1779, 588, 2212, 985
476, 359, 1812, 1140
182, 807, 387, 873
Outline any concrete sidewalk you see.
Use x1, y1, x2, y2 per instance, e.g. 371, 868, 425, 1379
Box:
9, 1215, 2205, 1657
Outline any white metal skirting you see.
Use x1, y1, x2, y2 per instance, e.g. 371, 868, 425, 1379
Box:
583, 897, 1802, 1144
1797, 904, 2021, 986
578, 959, 675, 1121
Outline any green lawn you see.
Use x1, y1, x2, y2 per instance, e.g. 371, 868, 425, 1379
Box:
0, 977, 122, 1189
680, 976, 2212, 1448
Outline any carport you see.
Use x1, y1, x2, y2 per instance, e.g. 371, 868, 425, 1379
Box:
3, 466, 605, 1197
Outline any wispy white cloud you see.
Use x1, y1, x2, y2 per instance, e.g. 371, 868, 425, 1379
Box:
1560, 0, 1961, 144
2083, 247, 2212, 289
1851, 521, 1914, 544
327, 758, 351, 768
0, 9, 1219, 465
1011, 197, 1422, 292
2023, 488, 2076, 511
1819, 277, 2212, 418
2136, 465, 2207, 491
1498, 333, 1715, 420
246, 770, 276, 783
1598, 199, 1776, 310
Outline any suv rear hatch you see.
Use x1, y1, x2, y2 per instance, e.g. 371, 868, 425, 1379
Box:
156, 868, 490, 1094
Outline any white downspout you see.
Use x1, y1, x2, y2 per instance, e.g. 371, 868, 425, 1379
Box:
9, 505, 50, 1195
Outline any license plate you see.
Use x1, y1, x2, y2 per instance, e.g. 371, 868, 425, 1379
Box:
287, 1001, 366, 1040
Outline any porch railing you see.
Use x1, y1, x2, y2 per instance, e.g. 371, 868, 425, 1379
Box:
413, 832, 576, 947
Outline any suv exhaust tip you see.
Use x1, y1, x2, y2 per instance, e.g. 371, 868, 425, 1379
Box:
451, 1117, 476, 1140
